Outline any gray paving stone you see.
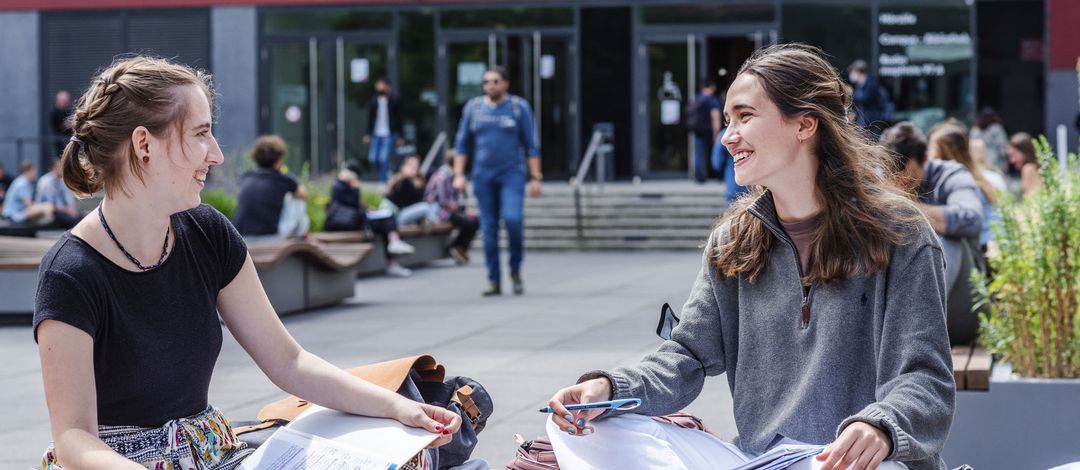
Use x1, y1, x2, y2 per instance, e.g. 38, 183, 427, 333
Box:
0, 250, 735, 469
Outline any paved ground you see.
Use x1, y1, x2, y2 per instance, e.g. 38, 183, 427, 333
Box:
0, 249, 736, 469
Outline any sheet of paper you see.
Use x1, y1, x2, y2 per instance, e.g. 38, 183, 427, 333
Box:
731, 444, 825, 470
239, 427, 396, 470
287, 405, 438, 465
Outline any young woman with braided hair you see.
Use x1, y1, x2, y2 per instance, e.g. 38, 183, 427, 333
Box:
545, 44, 954, 470
35, 56, 460, 469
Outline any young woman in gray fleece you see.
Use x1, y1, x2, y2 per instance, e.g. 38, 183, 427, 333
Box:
546, 44, 954, 470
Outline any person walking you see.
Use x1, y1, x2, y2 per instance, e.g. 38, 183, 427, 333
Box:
453, 66, 541, 296
690, 80, 722, 183
848, 60, 893, 135
50, 90, 73, 158
363, 77, 404, 184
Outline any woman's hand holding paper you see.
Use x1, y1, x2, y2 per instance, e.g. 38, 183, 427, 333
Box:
393, 401, 462, 448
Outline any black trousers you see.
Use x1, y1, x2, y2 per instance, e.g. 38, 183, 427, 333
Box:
448, 211, 478, 250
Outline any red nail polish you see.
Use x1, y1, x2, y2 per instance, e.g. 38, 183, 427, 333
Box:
435, 425, 444, 432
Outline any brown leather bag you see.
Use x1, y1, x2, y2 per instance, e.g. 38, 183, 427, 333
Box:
234, 355, 445, 435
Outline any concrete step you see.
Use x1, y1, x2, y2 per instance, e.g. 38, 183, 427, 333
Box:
521, 207, 724, 218
524, 216, 718, 228
524, 227, 714, 239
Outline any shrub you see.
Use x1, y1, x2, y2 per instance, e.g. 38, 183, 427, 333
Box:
975, 136, 1080, 378
201, 188, 237, 220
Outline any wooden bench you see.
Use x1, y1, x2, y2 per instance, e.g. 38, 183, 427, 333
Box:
247, 240, 374, 315
311, 222, 454, 276
951, 343, 992, 391
0, 236, 59, 314
0, 235, 373, 316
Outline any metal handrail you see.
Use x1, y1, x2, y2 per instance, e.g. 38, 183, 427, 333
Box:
571, 130, 606, 241
420, 131, 448, 175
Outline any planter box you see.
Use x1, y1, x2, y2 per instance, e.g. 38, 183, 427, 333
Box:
943, 363, 1080, 470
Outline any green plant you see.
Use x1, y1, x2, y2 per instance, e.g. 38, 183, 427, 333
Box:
974, 136, 1080, 378
201, 188, 237, 220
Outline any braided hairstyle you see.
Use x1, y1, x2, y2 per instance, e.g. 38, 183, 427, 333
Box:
61, 56, 213, 198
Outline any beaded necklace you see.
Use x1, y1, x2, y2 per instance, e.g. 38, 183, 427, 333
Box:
97, 204, 170, 271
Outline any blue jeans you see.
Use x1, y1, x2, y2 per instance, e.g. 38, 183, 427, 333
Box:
368, 135, 394, 183
472, 169, 525, 283
693, 134, 712, 182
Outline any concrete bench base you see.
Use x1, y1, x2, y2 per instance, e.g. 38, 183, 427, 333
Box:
0, 236, 59, 315
313, 223, 454, 277
249, 241, 372, 315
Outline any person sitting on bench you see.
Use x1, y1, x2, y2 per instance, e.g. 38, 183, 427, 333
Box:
2, 160, 54, 225
327, 162, 416, 277
34, 56, 459, 470
545, 44, 953, 470
36, 158, 80, 229
233, 135, 310, 240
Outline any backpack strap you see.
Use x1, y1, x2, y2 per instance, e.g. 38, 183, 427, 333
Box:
467, 96, 482, 134
511, 95, 522, 121
452, 385, 483, 428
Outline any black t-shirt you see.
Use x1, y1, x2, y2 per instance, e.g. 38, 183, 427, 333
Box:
33, 204, 248, 427
233, 168, 300, 236
387, 178, 424, 208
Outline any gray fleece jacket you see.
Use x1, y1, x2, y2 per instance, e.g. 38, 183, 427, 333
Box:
919, 158, 983, 239
585, 192, 955, 470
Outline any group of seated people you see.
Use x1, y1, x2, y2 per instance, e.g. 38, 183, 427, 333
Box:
232, 135, 477, 277
878, 119, 1039, 345
0, 159, 80, 229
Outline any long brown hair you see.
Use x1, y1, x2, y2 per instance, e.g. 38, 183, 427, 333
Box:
713, 44, 923, 284
61, 56, 213, 198
931, 125, 998, 204
1008, 132, 1037, 166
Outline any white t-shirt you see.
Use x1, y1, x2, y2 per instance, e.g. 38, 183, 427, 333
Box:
374, 96, 391, 137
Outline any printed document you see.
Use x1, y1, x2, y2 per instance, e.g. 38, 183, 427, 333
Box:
240, 405, 438, 470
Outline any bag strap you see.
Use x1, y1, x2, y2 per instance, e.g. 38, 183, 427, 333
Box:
451, 384, 483, 428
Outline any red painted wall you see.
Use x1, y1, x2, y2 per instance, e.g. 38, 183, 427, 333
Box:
1049, 0, 1080, 70
0, 0, 504, 10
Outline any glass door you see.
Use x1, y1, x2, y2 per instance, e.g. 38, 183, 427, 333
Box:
264, 41, 314, 175
327, 40, 389, 177
643, 39, 693, 176
262, 35, 392, 177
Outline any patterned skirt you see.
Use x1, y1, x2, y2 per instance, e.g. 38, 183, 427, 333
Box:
41, 405, 254, 470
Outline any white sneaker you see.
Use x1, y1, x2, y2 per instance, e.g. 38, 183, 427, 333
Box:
387, 239, 415, 255
386, 263, 413, 277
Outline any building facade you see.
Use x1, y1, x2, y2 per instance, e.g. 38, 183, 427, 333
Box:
0, 0, 1067, 181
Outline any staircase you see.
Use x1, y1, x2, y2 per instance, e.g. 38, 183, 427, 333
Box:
484, 181, 730, 250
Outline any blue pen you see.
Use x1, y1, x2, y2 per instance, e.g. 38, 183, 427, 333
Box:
537, 398, 641, 413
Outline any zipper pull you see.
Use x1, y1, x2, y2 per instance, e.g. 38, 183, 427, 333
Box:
800, 299, 810, 329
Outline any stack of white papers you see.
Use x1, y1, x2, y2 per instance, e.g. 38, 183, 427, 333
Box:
239, 405, 438, 470
731, 444, 826, 470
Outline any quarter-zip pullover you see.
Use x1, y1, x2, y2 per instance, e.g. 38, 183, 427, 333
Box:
583, 191, 955, 470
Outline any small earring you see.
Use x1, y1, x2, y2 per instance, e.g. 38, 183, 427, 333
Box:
142, 156, 150, 164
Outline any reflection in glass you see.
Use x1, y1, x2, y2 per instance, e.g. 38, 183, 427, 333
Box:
877, 1, 973, 131
268, 43, 311, 174
340, 44, 387, 177
648, 43, 689, 173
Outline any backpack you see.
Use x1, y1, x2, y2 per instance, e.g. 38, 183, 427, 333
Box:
504, 412, 714, 470
685, 96, 715, 135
